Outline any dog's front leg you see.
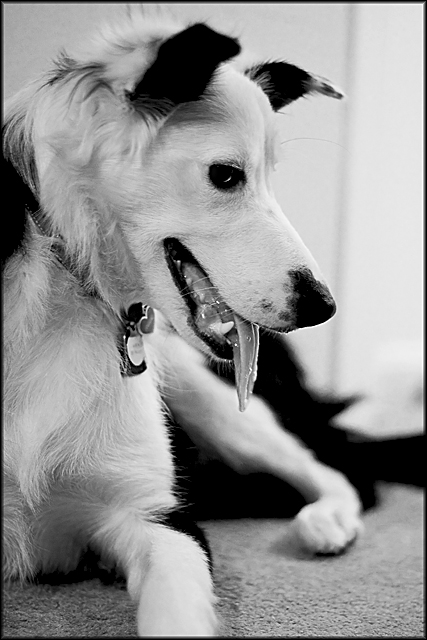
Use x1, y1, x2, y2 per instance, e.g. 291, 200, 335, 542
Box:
136, 524, 217, 637
162, 333, 363, 554
93, 510, 217, 637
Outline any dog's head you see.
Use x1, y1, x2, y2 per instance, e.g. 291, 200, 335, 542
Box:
3, 8, 342, 407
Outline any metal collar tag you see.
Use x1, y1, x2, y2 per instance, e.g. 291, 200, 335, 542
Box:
120, 304, 155, 376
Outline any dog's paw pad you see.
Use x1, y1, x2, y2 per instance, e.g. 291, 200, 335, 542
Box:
292, 500, 363, 554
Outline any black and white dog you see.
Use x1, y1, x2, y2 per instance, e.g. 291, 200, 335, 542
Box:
6, 7, 421, 636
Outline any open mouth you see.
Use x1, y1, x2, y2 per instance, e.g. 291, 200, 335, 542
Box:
164, 237, 259, 411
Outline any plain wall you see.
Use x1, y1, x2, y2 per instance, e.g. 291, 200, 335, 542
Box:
333, 3, 424, 395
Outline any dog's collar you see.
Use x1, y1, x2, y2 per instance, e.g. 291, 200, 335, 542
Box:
25, 205, 154, 376
27, 206, 85, 280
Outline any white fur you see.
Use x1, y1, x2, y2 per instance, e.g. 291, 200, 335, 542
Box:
3, 6, 361, 636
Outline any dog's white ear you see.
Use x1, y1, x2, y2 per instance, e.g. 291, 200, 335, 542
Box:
128, 23, 240, 113
245, 61, 344, 110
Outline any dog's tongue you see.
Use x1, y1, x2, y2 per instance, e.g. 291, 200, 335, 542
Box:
181, 261, 259, 411
231, 315, 259, 412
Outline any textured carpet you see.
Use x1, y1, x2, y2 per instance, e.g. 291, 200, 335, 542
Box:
2, 484, 424, 638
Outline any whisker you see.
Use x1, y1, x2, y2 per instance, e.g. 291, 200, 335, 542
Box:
280, 137, 349, 152
179, 289, 220, 302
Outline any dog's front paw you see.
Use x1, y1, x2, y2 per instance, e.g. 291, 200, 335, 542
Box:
292, 498, 363, 554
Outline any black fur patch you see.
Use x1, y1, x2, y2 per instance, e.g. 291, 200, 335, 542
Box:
3, 113, 40, 266
245, 61, 312, 110
128, 23, 240, 111
1, 157, 36, 266
33, 547, 126, 587
163, 511, 213, 573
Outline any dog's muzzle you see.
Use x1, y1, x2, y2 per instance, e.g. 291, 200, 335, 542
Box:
164, 240, 336, 413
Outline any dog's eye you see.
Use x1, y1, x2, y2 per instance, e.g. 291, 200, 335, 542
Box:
208, 164, 245, 190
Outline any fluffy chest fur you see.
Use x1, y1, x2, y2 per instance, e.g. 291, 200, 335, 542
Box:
4, 247, 174, 513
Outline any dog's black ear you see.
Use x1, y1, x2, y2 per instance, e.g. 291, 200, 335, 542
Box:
245, 61, 344, 110
128, 23, 240, 112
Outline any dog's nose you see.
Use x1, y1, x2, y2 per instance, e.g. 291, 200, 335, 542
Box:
289, 268, 336, 328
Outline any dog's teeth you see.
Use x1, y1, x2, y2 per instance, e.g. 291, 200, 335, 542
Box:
175, 259, 181, 269
203, 319, 235, 338
181, 261, 236, 341
219, 321, 234, 335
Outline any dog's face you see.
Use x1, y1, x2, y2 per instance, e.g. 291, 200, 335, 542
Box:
131, 67, 336, 358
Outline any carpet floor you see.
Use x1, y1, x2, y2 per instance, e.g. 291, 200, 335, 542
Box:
2, 483, 424, 638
